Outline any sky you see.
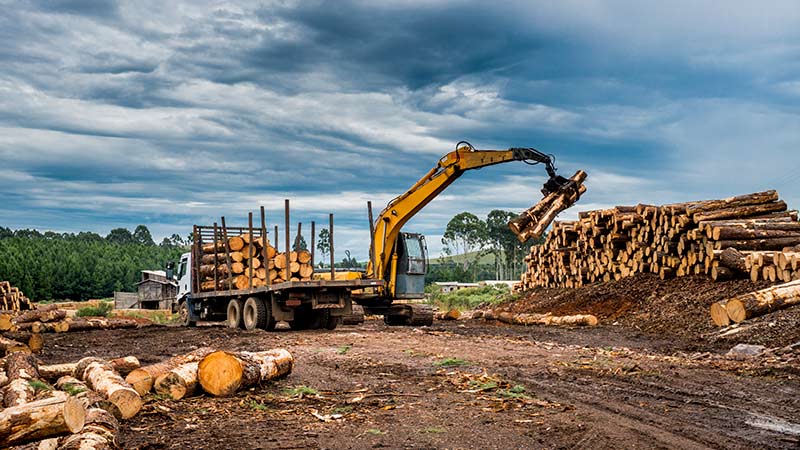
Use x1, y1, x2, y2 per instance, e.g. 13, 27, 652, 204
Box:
1, 0, 799, 260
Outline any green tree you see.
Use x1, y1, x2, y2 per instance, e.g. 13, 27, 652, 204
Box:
133, 225, 155, 246
106, 228, 134, 245
441, 212, 489, 279
293, 234, 308, 251
316, 228, 330, 266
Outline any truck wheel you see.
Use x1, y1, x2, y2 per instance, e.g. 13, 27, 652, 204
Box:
325, 313, 341, 330
179, 301, 197, 327
227, 299, 244, 329
243, 297, 267, 331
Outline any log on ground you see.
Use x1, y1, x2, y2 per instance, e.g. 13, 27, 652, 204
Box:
153, 361, 199, 400
125, 347, 214, 395
0, 391, 86, 447
724, 279, 800, 323
75, 358, 142, 419
197, 349, 294, 397
58, 407, 119, 450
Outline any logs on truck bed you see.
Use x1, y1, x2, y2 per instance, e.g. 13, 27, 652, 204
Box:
125, 347, 214, 395
712, 279, 800, 324
515, 190, 799, 291
197, 349, 294, 397
0, 391, 86, 447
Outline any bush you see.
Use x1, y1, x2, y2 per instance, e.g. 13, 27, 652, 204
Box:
76, 301, 113, 317
427, 284, 512, 311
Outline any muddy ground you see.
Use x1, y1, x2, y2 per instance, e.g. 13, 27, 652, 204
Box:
41, 318, 799, 449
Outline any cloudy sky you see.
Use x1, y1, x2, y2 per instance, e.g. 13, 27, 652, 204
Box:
1, 0, 799, 259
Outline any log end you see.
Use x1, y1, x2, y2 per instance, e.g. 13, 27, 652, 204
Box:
725, 299, 747, 323
198, 351, 242, 397
154, 373, 187, 400
709, 302, 730, 326
125, 369, 153, 396
64, 395, 88, 433
108, 388, 143, 419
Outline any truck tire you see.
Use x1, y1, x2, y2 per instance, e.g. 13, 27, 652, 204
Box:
227, 299, 245, 329
179, 301, 197, 327
243, 297, 267, 331
325, 313, 341, 330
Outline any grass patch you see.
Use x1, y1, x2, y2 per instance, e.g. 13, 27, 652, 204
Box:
28, 380, 52, 392
332, 405, 353, 414
246, 399, 269, 411
76, 301, 113, 317
427, 284, 514, 311
283, 385, 319, 397
123, 311, 178, 324
498, 384, 530, 399
337, 345, 351, 355
366, 429, 384, 435
434, 357, 469, 367
61, 384, 86, 396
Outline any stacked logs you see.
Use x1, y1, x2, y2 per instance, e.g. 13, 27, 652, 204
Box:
0, 307, 142, 335
0, 282, 33, 311
199, 233, 314, 292
516, 190, 799, 290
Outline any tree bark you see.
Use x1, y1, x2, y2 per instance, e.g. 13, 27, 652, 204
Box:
685, 190, 779, 215
0, 391, 86, 447
714, 237, 800, 251
11, 309, 67, 326
719, 247, 747, 273
125, 347, 214, 396
712, 227, 800, 240
0, 336, 30, 354
197, 349, 294, 397
692, 201, 787, 223
153, 361, 199, 400
74, 358, 142, 420
725, 279, 800, 323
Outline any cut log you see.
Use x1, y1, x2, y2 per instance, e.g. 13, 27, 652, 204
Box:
60, 318, 140, 332
0, 391, 86, 447
153, 361, 199, 400
297, 250, 312, 264
709, 301, 730, 326
74, 358, 142, 419
197, 349, 294, 397
125, 347, 214, 396
6, 352, 39, 380
719, 247, 747, 273
3, 379, 35, 407
725, 279, 800, 323
28, 333, 43, 353
58, 407, 119, 450
495, 312, 599, 327
711, 266, 733, 281
0, 336, 30, 354
12, 309, 67, 325
298, 264, 314, 279
713, 227, 800, 240
714, 237, 800, 251
434, 309, 461, 320
227, 236, 244, 252
685, 190, 779, 215
692, 201, 787, 223
54, 376, 104, 409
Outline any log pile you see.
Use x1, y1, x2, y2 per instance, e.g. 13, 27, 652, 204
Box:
1, 347, 294, 448
515, 190, 799, 290
0, 282, 33, 311
199, 232, 314, 292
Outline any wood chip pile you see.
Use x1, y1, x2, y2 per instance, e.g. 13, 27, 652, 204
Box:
515, 190, 799, 290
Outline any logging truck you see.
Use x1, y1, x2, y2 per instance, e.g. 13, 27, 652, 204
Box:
173, 141, 583, 329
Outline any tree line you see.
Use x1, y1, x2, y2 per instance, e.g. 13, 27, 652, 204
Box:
0, 226, 187, 301
431, 209, 545, 283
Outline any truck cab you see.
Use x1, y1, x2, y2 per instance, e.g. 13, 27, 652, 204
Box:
393, 232, 428, 299
174, 252, 192, 320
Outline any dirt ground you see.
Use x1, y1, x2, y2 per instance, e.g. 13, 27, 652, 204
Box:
40, 317, 799, 449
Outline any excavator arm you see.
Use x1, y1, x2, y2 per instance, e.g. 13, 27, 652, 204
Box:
368, 142, 574, 289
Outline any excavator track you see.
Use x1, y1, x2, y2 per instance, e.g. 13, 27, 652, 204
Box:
384, 303, 433, 326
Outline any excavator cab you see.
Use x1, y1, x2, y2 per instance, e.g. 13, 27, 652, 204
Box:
393, 232, 427, 299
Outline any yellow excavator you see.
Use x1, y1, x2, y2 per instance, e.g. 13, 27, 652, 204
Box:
332, 141, 584, 326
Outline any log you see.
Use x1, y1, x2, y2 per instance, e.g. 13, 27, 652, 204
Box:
12, 309, 67, 325
0, 336, 30, 354
74, 358, 142, 419
58, 407, 118, 450
713, 227, 800, 240
28, 333, 44, 353
298, 264, 314, 279
60, 318, 140, 332
714, 237, 800, 251
227, 236, 244, 252
711, 266, 733, 281
709, 301, 730, 326
0, 391, 86, 447
725, 279, 800, 323
719, 247, 747, 273
125, 347, 214, 396
492, 311, 598, 327
685, 190, 779, 215
197, 349, 294, 397
297, 250, 312, 264
6, 352, 39, 380
692, 201, 787, 223
153, 361, 199, 400
3, 379, 35, 407
434, 309, 461, 321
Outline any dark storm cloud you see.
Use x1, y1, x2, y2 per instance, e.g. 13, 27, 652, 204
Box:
0, 0, 798, 258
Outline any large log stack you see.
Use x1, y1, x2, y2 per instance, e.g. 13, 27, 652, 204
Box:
516, 190, 799, 290
198, 232, 314, 292
0, 282, 34, 311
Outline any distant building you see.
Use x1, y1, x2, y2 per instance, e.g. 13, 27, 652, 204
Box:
135, 270, 178, 310
434, 282, 480, 293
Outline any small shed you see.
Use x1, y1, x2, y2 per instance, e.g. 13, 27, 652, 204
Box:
136, 270, 178, 310
434, 282, 481, 293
